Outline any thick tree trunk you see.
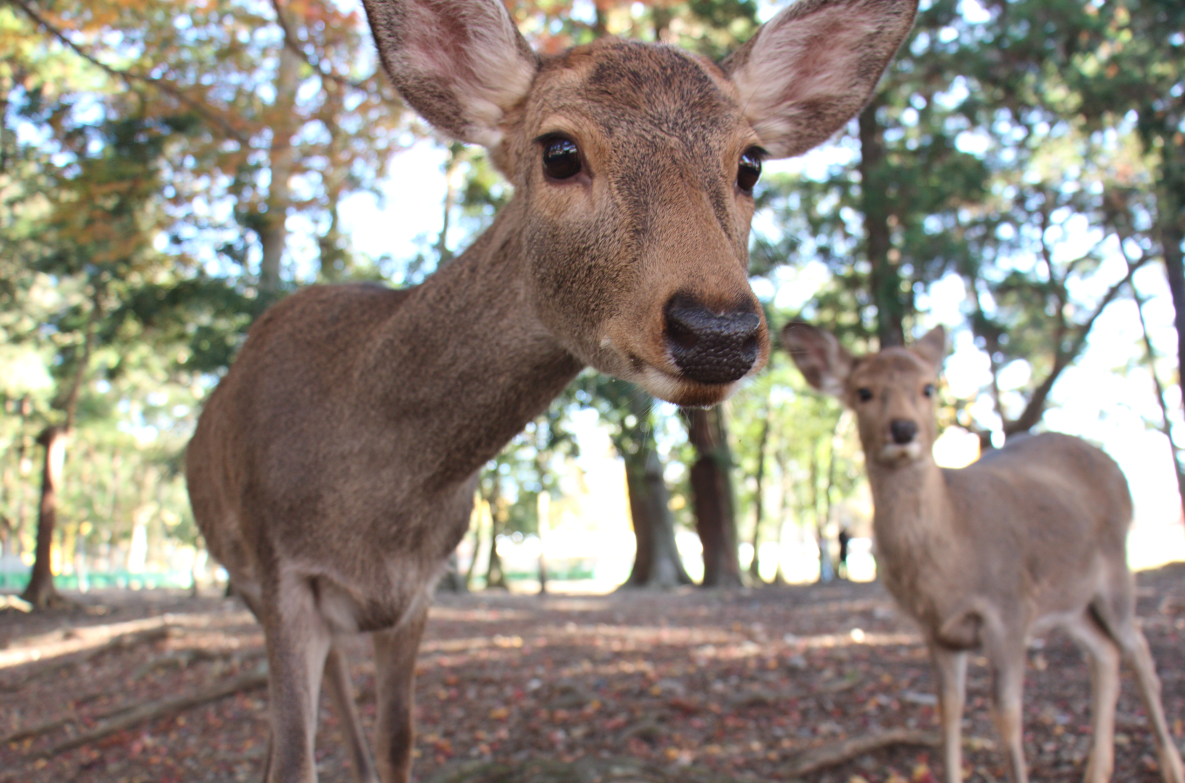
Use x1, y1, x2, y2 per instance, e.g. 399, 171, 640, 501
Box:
859, 101, 905, 348
21, 426, 67, 608
621, 439, 692, 588
685, 406, 741, 588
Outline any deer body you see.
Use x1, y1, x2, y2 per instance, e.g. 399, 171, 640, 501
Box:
186, 2, 920, 781
783, 323, 1184, 783
871, 434, 1132, 652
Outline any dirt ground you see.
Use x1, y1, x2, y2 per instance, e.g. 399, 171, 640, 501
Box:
2, 563, 1184, 783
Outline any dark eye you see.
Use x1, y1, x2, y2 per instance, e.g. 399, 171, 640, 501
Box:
541, 136, 581, 180
857, 388, 873, 403
922, 384, 936, 398
737, 147, 762, 192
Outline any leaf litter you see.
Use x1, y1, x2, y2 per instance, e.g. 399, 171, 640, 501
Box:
1, 562, 1183, 783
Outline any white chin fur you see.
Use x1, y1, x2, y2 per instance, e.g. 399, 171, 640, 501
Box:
637, 366, 740, 406
879, 442, 923, 464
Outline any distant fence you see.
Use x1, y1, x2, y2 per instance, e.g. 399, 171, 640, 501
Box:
0, 566, 600, 593
0, 569, 195, 592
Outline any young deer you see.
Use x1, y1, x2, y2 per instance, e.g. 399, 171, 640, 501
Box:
185, 2, 919, 781
782, 322, 1185, 783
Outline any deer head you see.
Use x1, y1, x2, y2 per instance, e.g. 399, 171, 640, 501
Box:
364, 0, 919, 407
782, 322, 946, 466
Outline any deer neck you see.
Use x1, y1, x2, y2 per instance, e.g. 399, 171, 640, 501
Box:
359, 199, 584, 489
866, 455, 953, 556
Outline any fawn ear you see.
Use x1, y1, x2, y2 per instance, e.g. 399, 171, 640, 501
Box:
782, 322, 854, 397
363, 0, 540, 149
722, 0, 918, 159
911, 325, 946, 368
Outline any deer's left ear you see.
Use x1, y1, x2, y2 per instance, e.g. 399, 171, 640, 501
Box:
912, 326, 947, 368
721, 0, 918, 159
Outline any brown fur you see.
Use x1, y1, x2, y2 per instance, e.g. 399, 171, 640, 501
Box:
783, 322, 1185, 783
185, 2, 919, 781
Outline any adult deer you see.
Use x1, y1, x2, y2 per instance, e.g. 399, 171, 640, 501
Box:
782, 322, 1185, 783
185, 1, 919, 779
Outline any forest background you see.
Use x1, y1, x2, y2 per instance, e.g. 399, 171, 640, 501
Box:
1, 0, 1183, 608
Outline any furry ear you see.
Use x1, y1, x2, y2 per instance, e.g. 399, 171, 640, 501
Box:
363, 0, 539, 149
911, 325, 946, 368
781, 322, 855, 397
721, 0, 918, 159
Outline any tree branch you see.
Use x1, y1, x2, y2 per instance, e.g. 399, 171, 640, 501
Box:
268, 0, 376, 93
6, 0, 248, 143
1004, 231, 1150, 435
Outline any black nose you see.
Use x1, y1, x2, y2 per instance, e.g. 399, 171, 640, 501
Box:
664, 294, 761, 385
889, 419, 918, 445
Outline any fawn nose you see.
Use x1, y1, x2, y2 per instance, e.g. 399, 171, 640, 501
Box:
664, 294, 761, 384
889, 419, 918, 445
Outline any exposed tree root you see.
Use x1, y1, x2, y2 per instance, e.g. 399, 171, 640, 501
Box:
45, 665, 268, 756
782, 727, 941, 777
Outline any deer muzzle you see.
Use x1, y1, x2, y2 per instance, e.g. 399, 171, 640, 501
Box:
663, 294, 761, 385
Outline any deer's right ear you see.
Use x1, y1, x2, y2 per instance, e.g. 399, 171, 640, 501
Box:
363, 0, 540, 149
721, 0, 918, 159
781, 322, 854, 398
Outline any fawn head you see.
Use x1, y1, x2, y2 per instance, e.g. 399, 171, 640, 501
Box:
783, 323, 946, 466
364, 0, 918, 407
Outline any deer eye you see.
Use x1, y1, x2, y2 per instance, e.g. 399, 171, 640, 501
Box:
737, 147, 762, 192
857, 388, 873, 403
922, 384, 935, 398
541, 136, 581, 180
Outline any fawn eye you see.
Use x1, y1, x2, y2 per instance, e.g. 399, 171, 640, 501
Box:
737, 147, 762, 192
857, 388, 873, 403
922, 383, 935, 398
541, 136, 581, 180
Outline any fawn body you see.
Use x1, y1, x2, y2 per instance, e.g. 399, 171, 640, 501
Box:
783, 322, 1185, 783
185, 1, 919, 781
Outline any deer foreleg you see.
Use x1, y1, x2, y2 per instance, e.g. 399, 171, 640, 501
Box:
930, 644, 968, 783
372, 602, 430, 783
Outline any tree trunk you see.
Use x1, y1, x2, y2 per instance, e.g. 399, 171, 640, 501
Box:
1133, 278, 1185, 518
484, 482, 507, 590
21, 426, 67, 608
1158, 134, 1185, 422
810, 448, 833, 584
621, 438, 692, 588
859, 101, 905, 348
747, 410, 772, 583
465, 497, 484, 589
685, 406, 742, 588
258, 41, 301, 294
22, 297, 98, 608
436, 142, 466, 267
536, 490, 549, 595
